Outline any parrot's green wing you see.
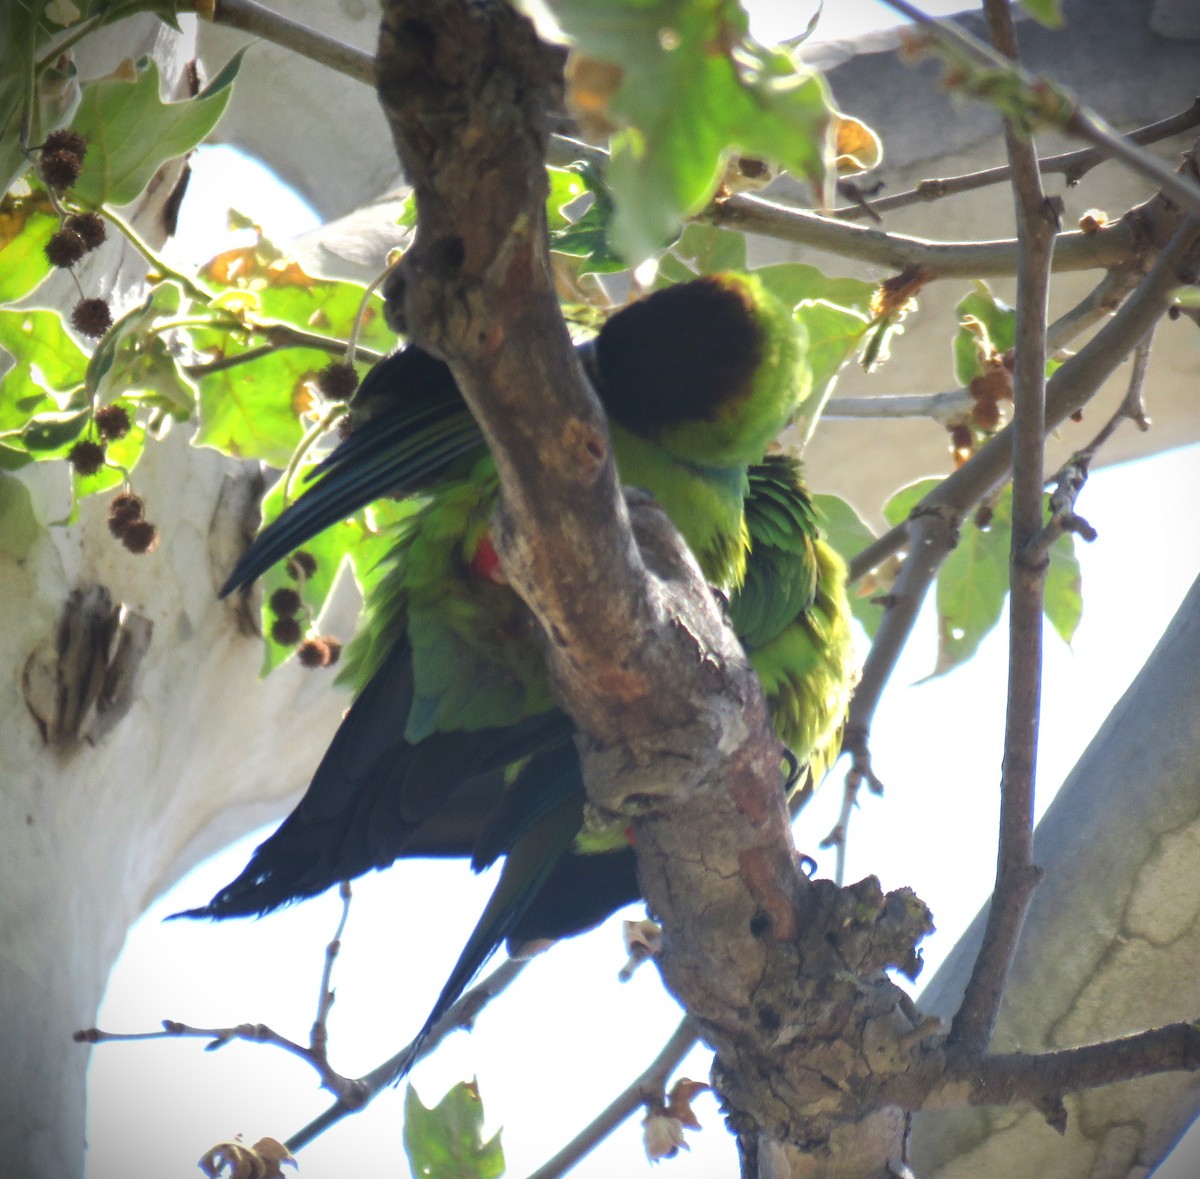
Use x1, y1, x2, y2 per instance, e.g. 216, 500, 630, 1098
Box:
733, 455, 857, 797
183, 274, 853, 1085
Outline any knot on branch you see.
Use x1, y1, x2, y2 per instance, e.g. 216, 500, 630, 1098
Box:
710, 877, 936, 1150
377, 0, 567, 346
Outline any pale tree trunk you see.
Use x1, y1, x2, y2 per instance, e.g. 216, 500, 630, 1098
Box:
0, 18, 344, 1179
911, 573, 1200, 1177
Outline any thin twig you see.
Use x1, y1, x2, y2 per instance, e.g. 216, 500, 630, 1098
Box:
821, 389, 971, 423
1067, 108, 1200, 222
525, 1019, 699, 1179
878, 0, 1200, 220
820, 745, 885, 887
837, 508, 959, 863
181, 325, 384, 378
846, 219, 1200, 586
310, 881, 352, 1063
1024, 327, 1156, 563
74, 1018, 361, 1102
76, 885, 362, 1102
831, 99, 1200, 222
102, 205, 215, 303
1044, 263, 1147, 357
183, 342, 276, 377
285, 957, 528, 1153
949, 0, 1057, 1054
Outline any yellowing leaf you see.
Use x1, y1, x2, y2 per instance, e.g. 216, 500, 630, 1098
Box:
198, 1135, 295, 1179
833, 114, 883, 174
0, 189, 58, 303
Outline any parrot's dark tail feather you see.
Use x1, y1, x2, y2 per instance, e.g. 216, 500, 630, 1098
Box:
385, 751, 585, 1087
219, 410, 482, 597
169, 634, 575, 922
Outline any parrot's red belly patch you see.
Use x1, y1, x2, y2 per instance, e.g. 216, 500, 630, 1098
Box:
470, 534, 508, 585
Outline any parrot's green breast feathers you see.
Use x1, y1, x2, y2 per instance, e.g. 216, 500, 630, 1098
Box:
340, 466, 555, 741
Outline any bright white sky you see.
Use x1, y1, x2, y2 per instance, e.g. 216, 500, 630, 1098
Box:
86, 4, 1200, 1179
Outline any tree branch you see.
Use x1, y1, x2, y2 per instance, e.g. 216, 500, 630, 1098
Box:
822, 389, 971, 423
526, 1019, 699, 1179
285, 957, 528, 1153
713, 192, 1133, 278
372, 6, 940, 1175
879, 0, 1200, 219
911, 1024, 1200, 1112
206, 0, 375, 85
847, 216, 1200, 586
949, 0, 1056, 1056
831, 99, 1200, 222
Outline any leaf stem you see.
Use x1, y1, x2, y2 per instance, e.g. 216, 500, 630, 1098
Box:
101, 205, 216, 303
280, 403, 347, 507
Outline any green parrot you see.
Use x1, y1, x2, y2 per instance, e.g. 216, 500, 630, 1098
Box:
180, 272, 855, 1079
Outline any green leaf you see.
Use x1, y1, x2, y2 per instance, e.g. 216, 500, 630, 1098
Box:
669, 222, 746, 275
69, 51, 246, 208
73, 416, 146, 501
885, 484, 1084, 678
22, 407, 90, 452
811, 492, 881, 638
86, 281, 196, 418
254, 460, 364, 675
0, 189, 58, 303
791, 299, 870, 443
933, 501, 1009, 676
1018, 0, 1064, 27
191, 262, 387, 465
0, 441, 33, 471
0, 308, 89, 431
952, 281, 1015, 386
404, 1081, 505, 1179
653, 250, 698, 286
545, 165, 587, 231
556, 0, 835, 262
192, 343, 308, 467
1044, 521, 1082, 644
882, 478, 940, 530
0, 471, 40, 559
755, 262, 875, 317
547, 162, 625, 275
